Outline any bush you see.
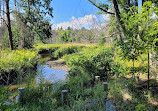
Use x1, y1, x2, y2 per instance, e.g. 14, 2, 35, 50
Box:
34, 43, 60, 54
98, 38, 106, 46
54, 45, 84, 58
64, 46, 114, 80
0, 50, 38, 85
136, 104, 146, 111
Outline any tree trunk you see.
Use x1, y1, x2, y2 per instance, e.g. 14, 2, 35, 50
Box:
135, 0, 138, 13
128, 0, 130, 7
0, 0, 1, 26
14, 0, 16, 7
112, 0, 125, 42
135, 0, 138, 7
147, 49, 150, 89
142, 0, 145, 6
6, 0, 14, 50
2, 1, 4, 25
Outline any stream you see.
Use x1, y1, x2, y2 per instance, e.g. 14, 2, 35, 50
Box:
36, 59, 68, 84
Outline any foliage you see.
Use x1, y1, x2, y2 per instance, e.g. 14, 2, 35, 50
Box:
64, 46, 114, 80
0, 86, 18, 111
17, 0, 53, 43
136, 104, 146, 111
12, 26, 21, 49
54, 45, 84, 58
0, 50, 38, 85
108, 77, 158, 111
120, 1, 158, 59
112, 50, 148, 76
21, 84, 56, 110
34, 43, 60, 54
57, 30, 72, 42
98, 33, 106, 46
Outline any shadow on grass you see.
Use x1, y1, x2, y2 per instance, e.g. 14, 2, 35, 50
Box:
108, 76, 158, 111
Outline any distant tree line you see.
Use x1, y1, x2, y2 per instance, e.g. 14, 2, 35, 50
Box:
48, 25, 110, 45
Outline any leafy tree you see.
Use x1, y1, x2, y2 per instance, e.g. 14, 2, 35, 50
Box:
58, 30, 72, 43
90, 0, 158, 81
18, 0, 53, 43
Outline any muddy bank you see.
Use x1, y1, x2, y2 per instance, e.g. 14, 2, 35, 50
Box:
46, 59, 69, 71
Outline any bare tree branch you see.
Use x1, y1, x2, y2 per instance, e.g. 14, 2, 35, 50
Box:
88, 0, 115, 15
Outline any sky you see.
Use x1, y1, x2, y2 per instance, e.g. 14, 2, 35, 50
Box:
51, 0, 142, 30
4, 0, 142, 29
51, 0, 106, 30
52, 0, 98, 24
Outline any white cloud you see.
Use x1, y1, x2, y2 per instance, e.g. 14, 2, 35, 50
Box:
102, 14, 110, 21
52, 14, 110, 30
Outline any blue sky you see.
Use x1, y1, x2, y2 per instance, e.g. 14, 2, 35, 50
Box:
7, 0, 142, 29
51, 0, 105, 29
51, 0, 142, 24
52, 0, 100, 24
51, 0, 142, 29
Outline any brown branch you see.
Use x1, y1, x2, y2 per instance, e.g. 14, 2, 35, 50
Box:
88, 0, 115, 15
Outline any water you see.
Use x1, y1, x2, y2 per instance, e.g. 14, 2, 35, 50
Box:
36, 64, 68, 84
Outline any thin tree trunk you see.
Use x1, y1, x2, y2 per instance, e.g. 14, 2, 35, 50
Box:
147, 49, 150, 89
128, 0, 130, 7
135, 0, 138, 13
3, 1, 4, 25
14, 0, 16, 7
135, 0, 138, 7
0, 0, 1, 26
6, 0, 14, 50
112, 0, 125, 42
142, 0, 145, 6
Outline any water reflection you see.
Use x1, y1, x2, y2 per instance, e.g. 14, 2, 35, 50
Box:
36, 65, 68, 83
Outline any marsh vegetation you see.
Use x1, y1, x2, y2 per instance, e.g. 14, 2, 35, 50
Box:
0, 0, 158, 111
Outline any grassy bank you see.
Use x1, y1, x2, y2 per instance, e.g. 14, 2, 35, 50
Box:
0, 50, 38, 85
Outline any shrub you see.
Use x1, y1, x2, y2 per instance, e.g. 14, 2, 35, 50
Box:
54, 45, 84, 58
34, 43, 60, 54
64, 46, 114, 80
136, 104, 146, 111
0, 50, 38, 85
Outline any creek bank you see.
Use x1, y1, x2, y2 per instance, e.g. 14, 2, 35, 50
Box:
45, 59, 69, 71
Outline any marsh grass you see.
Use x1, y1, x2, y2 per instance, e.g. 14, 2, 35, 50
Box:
1, 43, 157, 111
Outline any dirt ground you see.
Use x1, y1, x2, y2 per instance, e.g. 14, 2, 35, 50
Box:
46, 59, 69, 71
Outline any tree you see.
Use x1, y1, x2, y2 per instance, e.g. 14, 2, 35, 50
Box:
89, 0, 158, 80
6, 0, 14, 50
18, 0, 53, 43
89, 0, 124, 42
0, 0, 14, 50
